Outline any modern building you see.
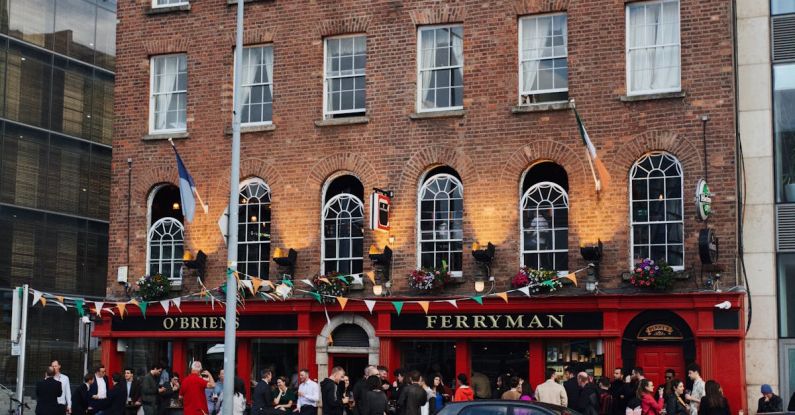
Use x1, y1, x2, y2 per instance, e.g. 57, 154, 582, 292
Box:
0, 0, 115, 395
737, 0, 795, 410
98, 0, 748, 411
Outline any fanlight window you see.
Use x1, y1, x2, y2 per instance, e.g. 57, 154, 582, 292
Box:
238, 180, 271, 278
322, 194, 364, 275
148, 217, 184, 280
419, 173, 463, 275
521, 182, 568, 271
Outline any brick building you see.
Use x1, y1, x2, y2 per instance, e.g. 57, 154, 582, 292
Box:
98, 0, 749, 411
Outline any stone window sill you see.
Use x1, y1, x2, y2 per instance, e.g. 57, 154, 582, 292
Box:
142, 131, 189, 141
512, 100, 573, 113
314, 116, 369, 127
619, 91, 686, 102
621, 270, 690, 281
227, 0, 272, 4
224, 124, 276, 135
146, 3, 191, 14
409, 109, 466, 120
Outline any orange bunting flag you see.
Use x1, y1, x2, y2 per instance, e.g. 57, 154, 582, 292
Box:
39, 297, 47, 307
336, 297, 348, 311
418, 301, 430, 314
496, 292, 509, 303
319, 277, 331, 284
55, 296, 64, 304
129, 298, 139, 307
117, 303, 127, 318
366, 271, 376, 284
564, 273, 578, 287
251, 277, 263, 294
263, 280, 275, 290
200, 288, 207, 297
328, 334, 333, 346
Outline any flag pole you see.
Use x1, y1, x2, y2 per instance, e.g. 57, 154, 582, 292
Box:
222, 0, 244, 412
168, 138, 209, 214
570, 99, 602, 193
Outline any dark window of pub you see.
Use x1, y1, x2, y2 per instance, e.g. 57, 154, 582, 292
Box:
419, 166, 464, 276
238, 178, 271, 279
322, 174, 364, 275
148, 184, 184, 280
520, 162, 569, 271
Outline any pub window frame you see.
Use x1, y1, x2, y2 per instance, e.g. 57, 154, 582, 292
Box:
520, 181, 569, 272
320, 174, 365, 276
417, 170, 464, 277
237, 177, 271, 279
323, 34, 367, 118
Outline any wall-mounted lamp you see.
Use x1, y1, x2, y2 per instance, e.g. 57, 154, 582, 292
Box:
183, 250, 208, 280
579, 240, 602, 293
472, 242, 495, 293
369, 245, 393, 296
273, 248, 297, 279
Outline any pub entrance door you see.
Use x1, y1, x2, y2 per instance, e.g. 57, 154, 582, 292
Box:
330, 354, 369, 387
635, 344, 685, 387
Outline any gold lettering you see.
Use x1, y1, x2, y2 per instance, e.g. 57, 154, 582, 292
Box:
426, 316, 438, 329
473, 315, 486, 329
180, 317, 189, 330
547, 314, 564, 329
487, 315, 501, 328
209, 317, 218, 329
235, 317, 239, 329
505, 315, 524, 329
163, 317, 175, 330
528, 315, 544, 328
441, 315, 453, 329
455, 315, 469, 329
191, 317, 200, 329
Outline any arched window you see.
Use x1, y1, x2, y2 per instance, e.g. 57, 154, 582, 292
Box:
322, 175, 364, 275
238, 178, 271, 279
630, 152, 684, 268
520, 162, 569, 271
147, 183, 184, 280
418, 167, 463, 276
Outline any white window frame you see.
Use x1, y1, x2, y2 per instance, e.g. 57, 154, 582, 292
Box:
519, 181, 569, 272
237, 178, 271, 279
147, 217, 185, 281
149, 54, 187, 134
416, 24, 464, 113
417, 172, 464, 278
518, 13, 568, 104
323, 34, 367, 118
152, 0, 188, 8
321, 193, 365, 276
235, 44, 274, 127
625, 0, 681, 96
629, 152, 685, 271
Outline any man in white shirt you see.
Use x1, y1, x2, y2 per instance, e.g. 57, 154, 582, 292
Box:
52, 360, 72, 414
535, 368, 568, 407
294, 368, 320, 415
90, 365, 109, 415
685, 363, 705, 415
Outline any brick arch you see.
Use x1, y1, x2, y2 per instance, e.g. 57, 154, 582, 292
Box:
316, 16, 372, 37
408, 5, 466, 25
514, 0, 570, 15
240, 158, 284, 188
305, 152, 384, 193
611, 130, 704, 176
499, 140, 589, 191
134, 165, 177, 201
396, 146, 479, 197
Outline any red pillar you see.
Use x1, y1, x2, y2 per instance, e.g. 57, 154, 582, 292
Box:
455, 340, 470, 387
603, 338, 618, 376
529, 340, 545, 389
298, 338, 316, 379
172, 339, 186, 377
236, 338, 251, 401
380, 338, 395, 372
101, 338, 121, 385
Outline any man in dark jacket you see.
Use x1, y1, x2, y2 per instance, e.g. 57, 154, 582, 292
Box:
72, 373, 95, 415
122, 367, 142, 415
252, 369, 275, 415
89, 365, 110, 413
36, 367, 62, 415
609, 368, 627, 415
397, 372, 426, 415
757, 384, 784, 413
353, 366, 379, 415
563, 366, 579, 409
140, 364, 164, 415
322, 367, 350, 415
575, 373, 599, 415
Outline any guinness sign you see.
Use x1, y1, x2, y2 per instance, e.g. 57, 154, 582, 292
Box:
391, 312, 603, 331
111, 314, 298, 332
637, 323, 683, 340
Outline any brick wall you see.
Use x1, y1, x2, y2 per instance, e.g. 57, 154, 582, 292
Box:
108, 0, 737, 298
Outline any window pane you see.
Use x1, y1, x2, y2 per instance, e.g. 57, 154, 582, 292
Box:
8, 0, 55, 48
53, 0, 96, 63
775, 63, 795, 202
773, 0, 795, 15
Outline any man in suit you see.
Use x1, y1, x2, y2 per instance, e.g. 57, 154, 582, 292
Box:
140, 363, 165, 415
563, 366, 580, 410
252, 369, 275, 415
72, 373, 95, 415
123, 367, 143, 415
89, 365, 110, 415
36, 367, 63, 415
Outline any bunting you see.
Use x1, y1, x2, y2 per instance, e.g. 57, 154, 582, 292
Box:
139, 301, 148, 318
172, 297, 182, 311
94, 302, 105, 317
364, 300, 376, 314
445, 299, 458, 308
336, 296, 349, 311
392, 301, 404, 316
31, 290, 42, 307
495, 292, 509, 303
418, 301, 430, 314
471, 296, 484, 305
160, 300, 170, 315
117, 302, 127, 318
75, 299, 85, 317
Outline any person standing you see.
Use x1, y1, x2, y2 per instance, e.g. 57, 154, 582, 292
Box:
663, 370, 676, 400
502, 377, 522, 400
535, 369, 567, 406
470, 372, 491, 400
598, 378, 613, 415
666, 379, 690, 415
353, 366, 379, 415
322, 366, 350, 415
638, 380, 665, 415
453, 374, 474, 402
576, 373, 599, 415
90, 365, 110, 415
431, 374, 449, 412
397, 371, 426, 415
36, 367, 63, 415
697, 381, 729, 415
122, 367, 142, 415
209, 369, 225, 415
141, 363, 164, 415
685, 364, 705, 415
562, 367, 579, 410
180, 361, 216, 415
757, 384, 784, 413
363, 375, 388, 415
253, 369, 275, 415
158, 375, 180, 415
609, 369, 626, 415
72, 373, 95, 415
51, 360, 72, 414
418, 375, 435, 415
295, 368, 320, 415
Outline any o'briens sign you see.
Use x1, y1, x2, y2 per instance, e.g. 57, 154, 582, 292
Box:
391, 312, 603, 331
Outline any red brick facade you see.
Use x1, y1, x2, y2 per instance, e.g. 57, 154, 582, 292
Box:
108, 0, 737, 297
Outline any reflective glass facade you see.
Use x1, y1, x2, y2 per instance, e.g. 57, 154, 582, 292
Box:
0, 0, 114, 393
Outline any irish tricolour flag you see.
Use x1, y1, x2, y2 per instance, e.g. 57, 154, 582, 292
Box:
573, 105, 611, 193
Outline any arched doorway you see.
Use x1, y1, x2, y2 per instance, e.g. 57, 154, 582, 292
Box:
622, 310, 696, 387
317, 314, 379, 383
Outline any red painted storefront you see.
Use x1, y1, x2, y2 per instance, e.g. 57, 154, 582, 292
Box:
93, 292, 747, 412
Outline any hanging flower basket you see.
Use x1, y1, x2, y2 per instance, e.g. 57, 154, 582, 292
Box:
408, 261, 451, 292
511, 267, 561, 293
136, 274, 171, 301
629, 258, 675, 291
311, 272, 350, 304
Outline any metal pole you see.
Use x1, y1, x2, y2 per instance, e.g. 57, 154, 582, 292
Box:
16, 285, 29, 412
222, 0, 244, 413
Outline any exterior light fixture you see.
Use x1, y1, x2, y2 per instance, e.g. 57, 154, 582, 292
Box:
580, 240, 603, 293
273, 248, 297, 279
172, 202, 180, 210
369, 245, 393, 296
183, 250, 208, 280
472, 242, 495, 293
474, 279, 485, 293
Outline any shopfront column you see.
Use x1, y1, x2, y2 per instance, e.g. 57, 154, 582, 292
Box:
455, 341, 470, 382
603, 338, 618, 373
101, 338, 121, 379
236, 338, 251, 399
529, 340, 544, 388
298, 338, 315, 378
172, 339, 186, 376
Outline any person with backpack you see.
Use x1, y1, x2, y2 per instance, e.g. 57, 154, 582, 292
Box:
598, 378, 614, 415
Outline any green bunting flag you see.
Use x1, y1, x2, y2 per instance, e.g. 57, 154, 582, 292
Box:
541, 280, 556, 287
75, 299, 85, 317
309, 291, 322, 303
471, 296, 484, 305
337, 275, 349, 285
392, 301, 404, 316
139, 301, 148, 318
282, 279, 293, 287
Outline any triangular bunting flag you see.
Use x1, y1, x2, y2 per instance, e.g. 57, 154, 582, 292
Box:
117, 302, 127, 318
471, 296, 484, 305
300, 279, 314, 288
251, 277, 263, 293
282, 279, 293, 287
240, 280, 253, 292
564, 272, 578, 287
337, 275, 349, 285
309, 292, 322, 303
53, 298, 67, 311
418, 301, 430, 314
160, 300, 170, 315
129, 299, 139, 306
327, 334, 333, 346
210, 296, 216, 310
95, 302, 105, 316
364, 300, 376, 314
75, 299, 85, 317
31, 290, 42, 307
351, 274, 363, 285
518, 286, 531, 297
445, 299, 458, 308
172, 297, 182, 311
392, 301, 404, 316
318, 277, 330, 284
139, 301, 148, 318
366, 271, 376, 284
336, 297, 348, 311
263, 280, 275, 290
56, 296, 64, 303
200, 288, 208, 297
496, 292, 509, 303
275, 284, 292, 299
39, 297, 47, 307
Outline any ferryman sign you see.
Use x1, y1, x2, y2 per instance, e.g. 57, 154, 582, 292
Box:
391, 312, 603, 331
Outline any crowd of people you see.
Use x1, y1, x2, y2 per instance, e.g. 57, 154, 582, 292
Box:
33, 359, 795, 415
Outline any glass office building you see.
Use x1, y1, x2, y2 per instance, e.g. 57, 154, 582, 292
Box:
0, 0, 115, 394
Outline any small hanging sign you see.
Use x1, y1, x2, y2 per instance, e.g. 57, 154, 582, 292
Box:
695, 179, 712, 221
370, 188, 392, 232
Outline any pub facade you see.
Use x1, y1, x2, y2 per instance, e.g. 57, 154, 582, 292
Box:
102, 0, 746, 411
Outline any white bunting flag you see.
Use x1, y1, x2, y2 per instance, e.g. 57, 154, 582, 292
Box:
53, 299, 67, 311
445, 299, 458, 308
350, 274, 363, 285
172, 297, 182, 311
31, 290, 42, 307
364, 300, 377, 314
300, 279, 315, 288
95, 302, 105, 316
160, 300, 170, 315
518, 286, 531, 297
240, 280, 253, 291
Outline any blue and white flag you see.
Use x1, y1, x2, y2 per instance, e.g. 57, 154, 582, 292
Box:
170, 140, 206, 222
